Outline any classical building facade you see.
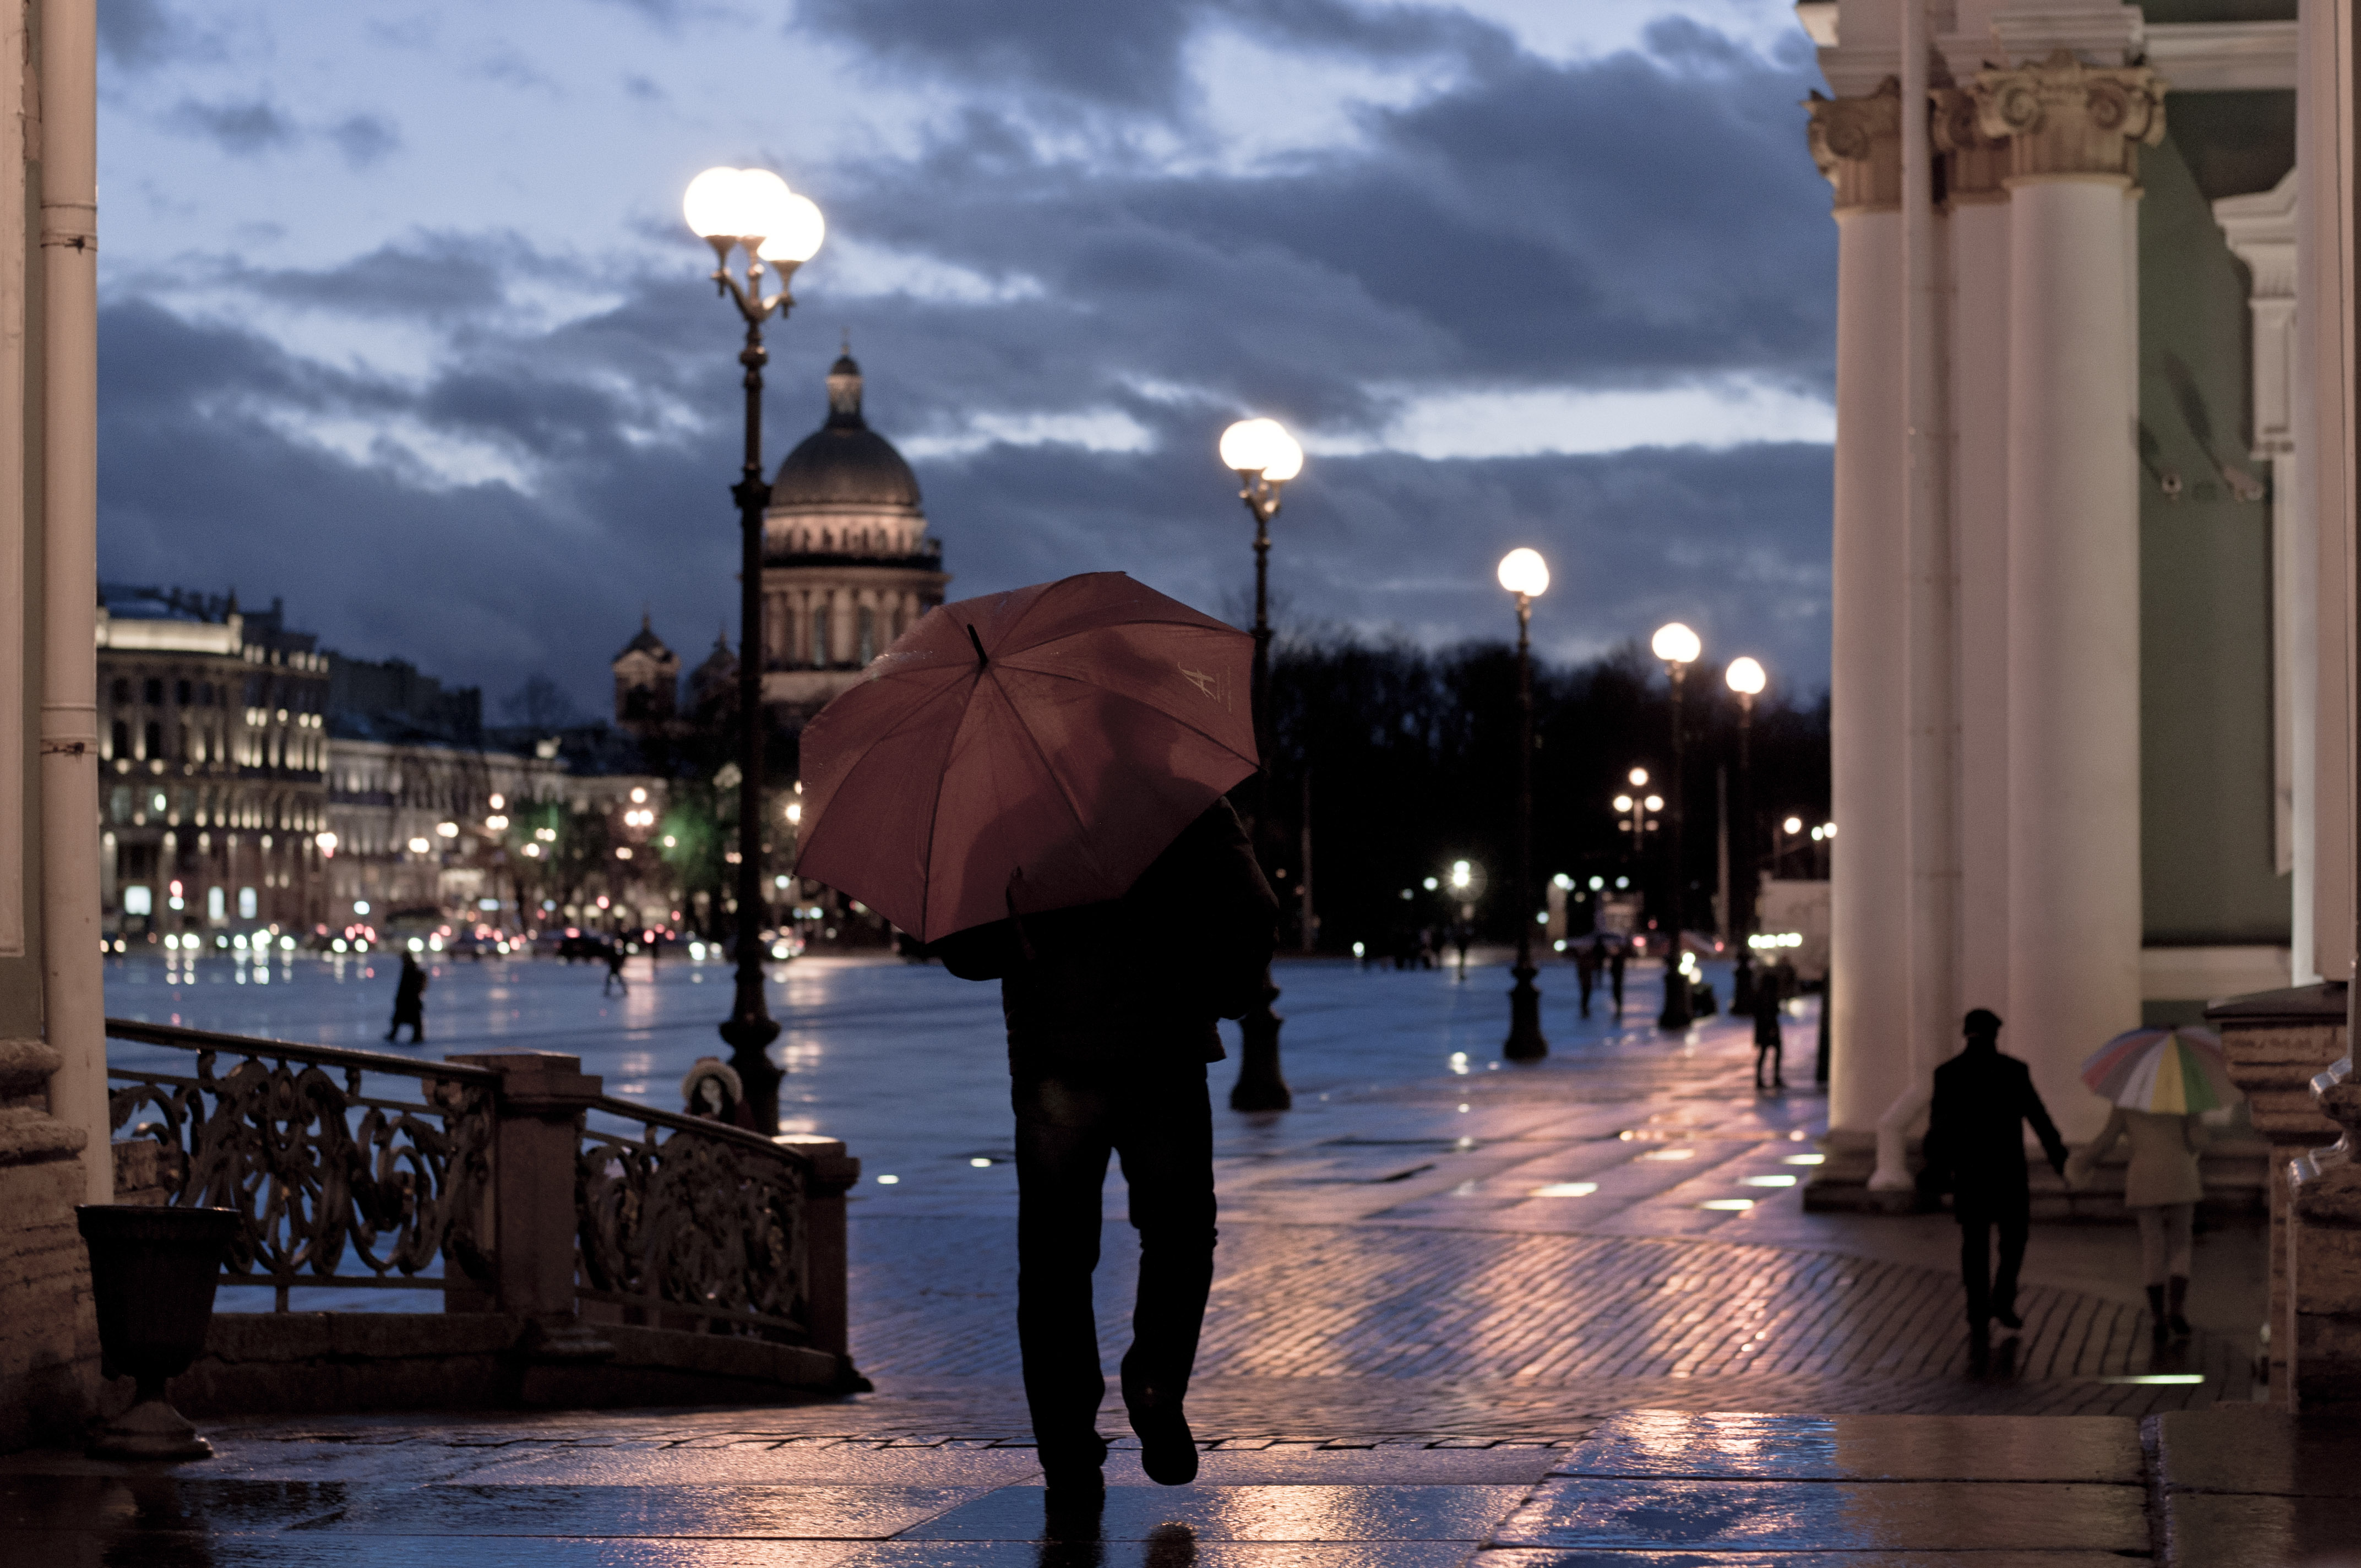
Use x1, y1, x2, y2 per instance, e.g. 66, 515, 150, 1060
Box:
95, 588, 333, 938
1800, 2, 2309, 1144
759, 353, 950, 719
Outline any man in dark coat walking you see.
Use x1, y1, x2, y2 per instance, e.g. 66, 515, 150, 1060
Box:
1919, 1008, 2068, 1353
933, 797, 1277, 1509
1608, 940, 1627, 1019
1576, 936, 1604, 1018
385, 952, 428, 1043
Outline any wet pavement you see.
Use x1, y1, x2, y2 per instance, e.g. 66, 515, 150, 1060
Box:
69, 949, 2281, 1558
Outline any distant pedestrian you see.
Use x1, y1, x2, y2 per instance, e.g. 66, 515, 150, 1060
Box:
385, 952, 428, 1044
681, 1057, 758, 1131
1919, 1008, 2068, 1357
1576, 937, 1604, 1019
1732, 947, 1757, 1014
1750, 977, 1786, 1090
602, 943, 629, 996
2066, 1102, 2208, 1347
933, 797, 1277, 1511
1608, 941, 1627, 1019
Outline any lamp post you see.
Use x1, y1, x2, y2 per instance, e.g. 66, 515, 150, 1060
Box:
1724, 656, 1766, 948
685, 165, 826, 1135
1498, 548, 1550, 1060
1219, 417, 1304, 1113
1650, 620, 1701, 1029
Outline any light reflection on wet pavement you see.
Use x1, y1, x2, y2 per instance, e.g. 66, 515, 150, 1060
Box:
61, 951, 2273, 1559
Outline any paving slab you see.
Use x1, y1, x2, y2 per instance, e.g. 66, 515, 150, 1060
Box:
1551, 1411, 2143, 1484
1491, 1478, 2149, 1554
910, 1483, 1529, 1542
2152, 1403, 2361, 1498
1476, 1555, 2144, 1567
2161, 1489, 2361, 1566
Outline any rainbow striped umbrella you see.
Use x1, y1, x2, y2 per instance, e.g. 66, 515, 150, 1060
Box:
2080, 1026, 2240, 1114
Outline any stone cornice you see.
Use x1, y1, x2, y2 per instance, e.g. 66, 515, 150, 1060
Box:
2144, 21, 2298, 93
1973, 50, 2164, 184
1807, 78, 1903, 214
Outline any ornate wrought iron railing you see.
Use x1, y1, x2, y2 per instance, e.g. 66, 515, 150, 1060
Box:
576, 1096, 810, 1341
104, 1021, 824, 1343
105, 1020, 498, 1311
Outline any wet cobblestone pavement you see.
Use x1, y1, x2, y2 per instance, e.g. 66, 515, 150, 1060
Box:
53, 951, 2278, 1559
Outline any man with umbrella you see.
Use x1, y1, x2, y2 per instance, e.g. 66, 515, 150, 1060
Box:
796, 574, 1280, 1510
1919, 1008, 2068, 1357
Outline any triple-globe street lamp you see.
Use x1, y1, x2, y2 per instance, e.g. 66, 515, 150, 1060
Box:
1219, 416, 1305, 1112
684, 165, 826, 1134
1497, 548, 1551, 1060
1649, 620, 1701, 1029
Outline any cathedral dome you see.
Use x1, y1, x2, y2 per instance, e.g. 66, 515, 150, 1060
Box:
770, 353, 922, 510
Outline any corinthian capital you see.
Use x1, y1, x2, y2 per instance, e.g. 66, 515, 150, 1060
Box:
1805, 77, 1902, 213
1930, 86, 2009, 203
1971, 50, 2166, 183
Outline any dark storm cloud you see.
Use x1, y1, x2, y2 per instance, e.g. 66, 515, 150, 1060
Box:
100, 12, 1840, 708
97, 0, 213, 70
167, 99, 298, 156
797, 0, 1501, 114
328, 113, 401, 169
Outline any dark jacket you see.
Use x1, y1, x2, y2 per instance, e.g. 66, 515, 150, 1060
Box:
930, 797, 1279, 1076
1921, 1038, 2068, 1201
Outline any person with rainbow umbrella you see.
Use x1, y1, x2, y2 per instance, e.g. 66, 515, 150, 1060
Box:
2065, 1025, 2240, 1347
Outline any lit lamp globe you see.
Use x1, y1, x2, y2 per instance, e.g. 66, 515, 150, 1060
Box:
684, 166, 754, 241
1497, 547, 1550, 597
1629, 766, 1648, 787
1220, 417, 1302, 481
1726, 656, 1766, 697
1614, 794, 1634, 812
1651, 621, 1701, 666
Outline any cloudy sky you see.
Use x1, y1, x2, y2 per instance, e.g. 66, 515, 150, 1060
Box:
95, 0, 1837, 718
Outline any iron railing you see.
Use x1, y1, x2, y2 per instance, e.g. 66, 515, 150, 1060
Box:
104, 1020, 818, 1340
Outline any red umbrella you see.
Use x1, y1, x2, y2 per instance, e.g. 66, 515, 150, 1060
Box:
794, 573, 1259, 943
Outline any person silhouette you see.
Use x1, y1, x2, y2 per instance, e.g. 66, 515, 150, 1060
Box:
1608, 940, 1627, 1020
1576, 936, 1604, 1019
1750, 973, 1786, 1090
933, 796, 1277, 1512
1919, 1008, 2068, 1357
385, 951, 428, 1044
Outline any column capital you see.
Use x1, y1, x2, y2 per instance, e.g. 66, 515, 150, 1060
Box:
1972, 50, 2165, 184
1930, 86, 2009, 204
1806, 77, 1902, 214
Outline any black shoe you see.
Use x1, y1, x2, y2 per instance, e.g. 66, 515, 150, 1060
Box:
1042, 1462, 1105, 1515
1994, 1307, 2023, 1331
1128, 1395, 1199, 1487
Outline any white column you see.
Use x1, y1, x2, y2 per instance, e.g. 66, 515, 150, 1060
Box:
1936, 89, 2013, 1020
1977, 53, 2164, 1139
1810, 80, 1913, 1137
1897, 0, 1957, 1186
39, 0, 108, 1201
2297, 0, 2352, 984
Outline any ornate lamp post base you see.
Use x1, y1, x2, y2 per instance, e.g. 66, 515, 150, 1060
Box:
719, 1011, 784, 1130
1230, 975, 1292, 1111
1505, 963, 1547, 1059
1658, 955, 1695, 1031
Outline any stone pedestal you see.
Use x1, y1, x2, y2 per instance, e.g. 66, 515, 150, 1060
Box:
0, 1038, 102, 1450
775, 1133, 861, 1369
2211, 983, 2347, 1405
449, 1052, 611, 1358
2288, 1021, 2361, 1410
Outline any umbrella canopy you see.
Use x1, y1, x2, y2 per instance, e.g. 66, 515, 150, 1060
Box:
794, 573, 1259, 943
2079, 1026, 2240, 1114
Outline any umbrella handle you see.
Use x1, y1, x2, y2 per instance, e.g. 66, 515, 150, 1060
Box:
967, 624, 989, 668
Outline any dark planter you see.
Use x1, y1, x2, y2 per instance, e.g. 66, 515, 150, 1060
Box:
76, 1204, 242, 1460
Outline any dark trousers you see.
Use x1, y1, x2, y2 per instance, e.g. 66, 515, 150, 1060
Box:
1576, 969, 1596, 1017
1956, 1192, 2030, 1326
1013, 1063, 1217, 1473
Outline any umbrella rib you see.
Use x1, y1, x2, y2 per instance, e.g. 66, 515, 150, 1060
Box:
983, 660, 1258, 760
911, 672, 986, 938
989, 666, 1095, 847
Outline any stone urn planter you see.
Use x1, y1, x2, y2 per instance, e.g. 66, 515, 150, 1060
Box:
75, 1204, 242, 1460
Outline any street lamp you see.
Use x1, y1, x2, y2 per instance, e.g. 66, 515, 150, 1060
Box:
1650, 620, 1700, 1028
686, 164, 826, 1134
1220, 416, 1305, 1113
1497, 547, 1550, 1061
1724, 656, 1766, 951
1447, 858, 1481, 980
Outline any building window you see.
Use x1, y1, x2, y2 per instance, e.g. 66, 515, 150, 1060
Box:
238, 886, 258, 920
143, 721, 161, 759
206, 886, 226, 922
175, 679, 191, 705
197, 682, 213, 707
110, 720, 128, 760
143, 678, 162, 704
123, 885, 152, 916
813, 607, 830, 667
858, 606, 876, 665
